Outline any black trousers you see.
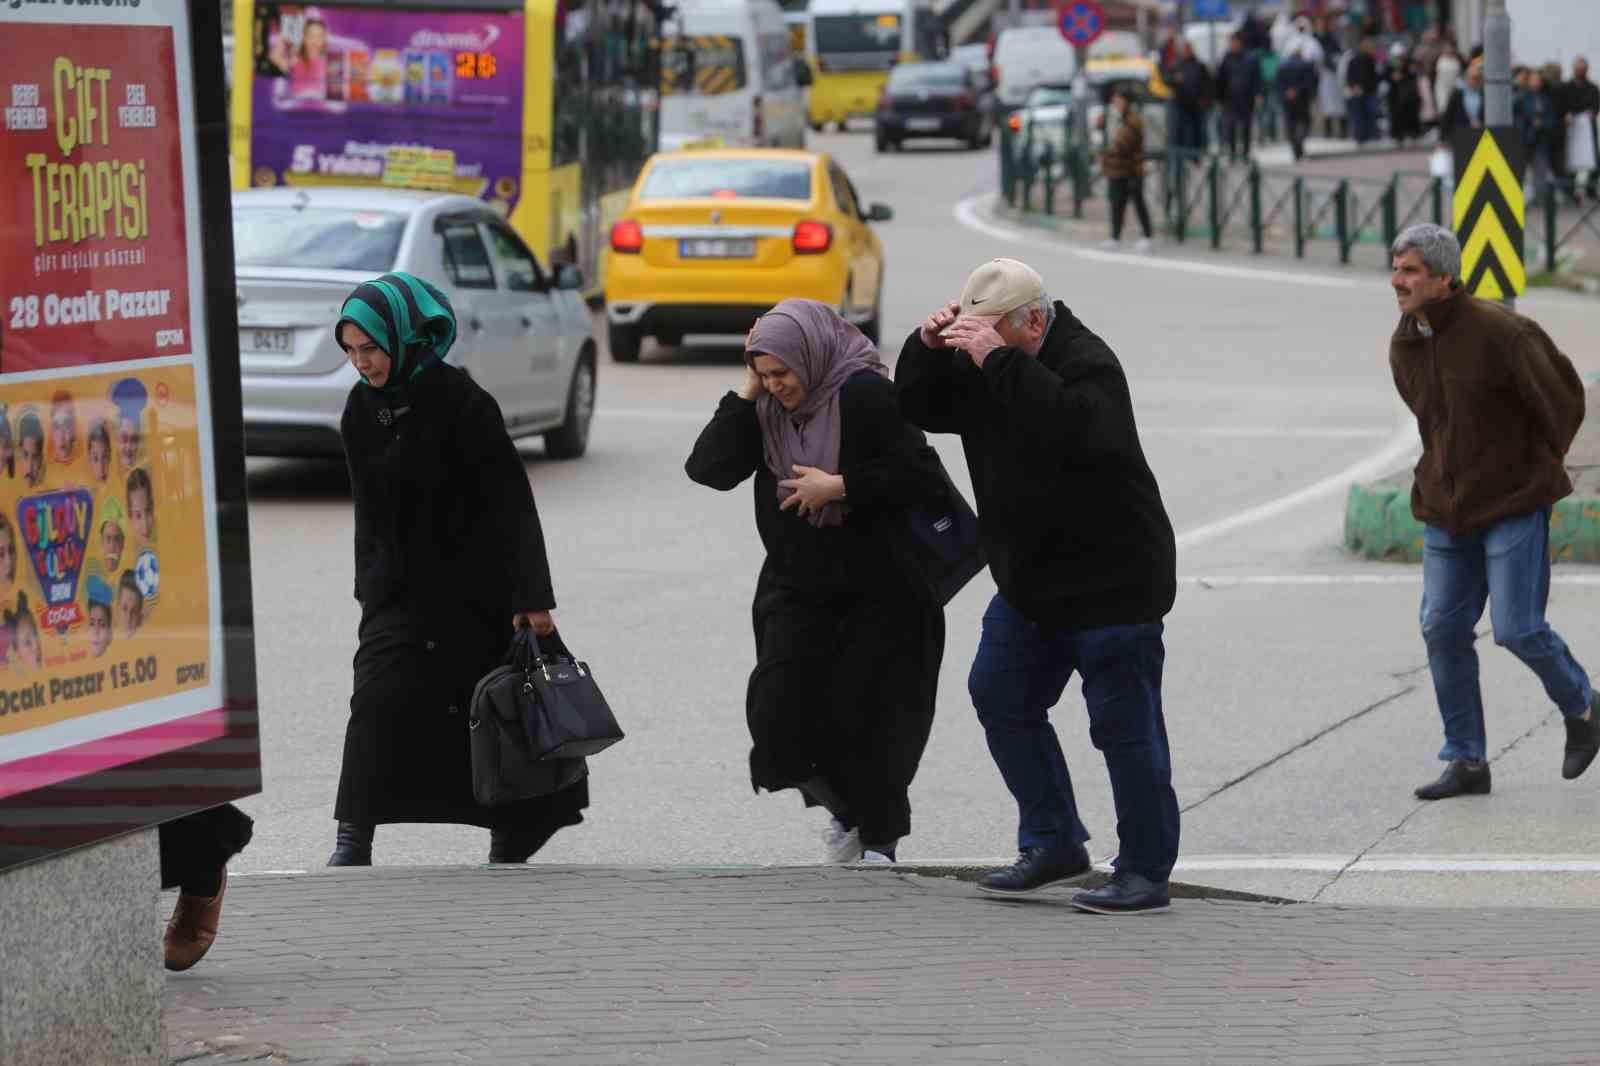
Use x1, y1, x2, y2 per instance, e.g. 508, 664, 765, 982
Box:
1108, 176, 1152, 241
1285, 104, 1312, 160
747, 584, 943, 846
158, 803, 254, 896
1222, 106, 1254, 159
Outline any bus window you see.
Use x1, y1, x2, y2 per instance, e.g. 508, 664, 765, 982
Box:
813, 14, 901, 67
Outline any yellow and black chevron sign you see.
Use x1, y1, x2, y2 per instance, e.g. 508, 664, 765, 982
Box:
1452, 127, 1528, 299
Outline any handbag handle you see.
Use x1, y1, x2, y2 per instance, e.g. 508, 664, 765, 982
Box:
516, 623, 587, 679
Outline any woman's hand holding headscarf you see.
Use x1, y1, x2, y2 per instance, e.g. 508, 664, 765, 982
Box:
778, 464, 845, 519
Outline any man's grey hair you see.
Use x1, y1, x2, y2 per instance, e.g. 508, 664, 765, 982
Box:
1392, 223, 1461, 280
1006, 294, 1054, 330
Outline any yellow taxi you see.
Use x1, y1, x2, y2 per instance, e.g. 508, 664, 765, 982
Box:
602, 149, 893, 362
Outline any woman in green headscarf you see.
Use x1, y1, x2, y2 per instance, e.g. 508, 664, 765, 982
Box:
328, 272, 587, 865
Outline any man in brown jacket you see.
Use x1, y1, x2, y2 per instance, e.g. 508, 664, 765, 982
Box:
1388, 223, 1599, 800
1099, 86, 1153, 253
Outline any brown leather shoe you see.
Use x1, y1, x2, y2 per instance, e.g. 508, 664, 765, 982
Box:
164, 868, 226, 972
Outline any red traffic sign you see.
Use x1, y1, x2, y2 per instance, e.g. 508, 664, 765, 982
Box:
1057, 0, 1105, 47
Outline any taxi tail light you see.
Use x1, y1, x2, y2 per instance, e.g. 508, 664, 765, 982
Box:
610, 219, 643, 254
792, 220, 833, 254
1007, 111, 1022, 132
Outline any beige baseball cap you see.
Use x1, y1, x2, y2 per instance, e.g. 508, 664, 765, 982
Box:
959, 258, 1044, 320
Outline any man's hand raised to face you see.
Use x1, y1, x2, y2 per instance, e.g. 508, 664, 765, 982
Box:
942, 316, 1008, 368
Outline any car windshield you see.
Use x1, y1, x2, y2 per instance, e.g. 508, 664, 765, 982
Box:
889, 64, 965, 88
641, 158, 813, 200
233, 206, 406, 272
813, 14, 900, 54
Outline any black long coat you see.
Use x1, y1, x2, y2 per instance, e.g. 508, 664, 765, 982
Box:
336, 361, 588, 831
685, 372, 947, 846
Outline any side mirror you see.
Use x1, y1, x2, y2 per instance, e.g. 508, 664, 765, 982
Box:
555, 263, 584, 291
866, 203, 893, 222
794, 58, 814, 87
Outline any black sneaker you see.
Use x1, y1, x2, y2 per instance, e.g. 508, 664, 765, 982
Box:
1070, 870, 1171, 915
976, 844, 1092, 896
1414, 759, 1491, 800
1563, 695, 1600, 781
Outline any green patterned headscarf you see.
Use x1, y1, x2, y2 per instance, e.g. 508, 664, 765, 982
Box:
335, 272, 457, 398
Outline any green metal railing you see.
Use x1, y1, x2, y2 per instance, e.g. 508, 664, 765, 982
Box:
1536, 192, 1600, 275
1000, 128, 1451, 267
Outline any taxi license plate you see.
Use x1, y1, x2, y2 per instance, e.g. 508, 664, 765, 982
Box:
906, 117, 943, 131
680, 238, 756, 259
241, 328, 294, 354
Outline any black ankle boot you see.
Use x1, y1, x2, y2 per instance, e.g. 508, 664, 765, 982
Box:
327, 821, 374, 866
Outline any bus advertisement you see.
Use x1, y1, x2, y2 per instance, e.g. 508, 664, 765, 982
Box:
232, 0, 664, 288
237, 3, 527, 209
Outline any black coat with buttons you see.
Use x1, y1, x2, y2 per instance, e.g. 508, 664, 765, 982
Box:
334, 360, 587, 830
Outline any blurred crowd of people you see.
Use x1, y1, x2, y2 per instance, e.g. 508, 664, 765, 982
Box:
1152, 10, 1599, 206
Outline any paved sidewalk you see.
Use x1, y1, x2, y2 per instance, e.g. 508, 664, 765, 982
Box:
166, 865, 1596, 1065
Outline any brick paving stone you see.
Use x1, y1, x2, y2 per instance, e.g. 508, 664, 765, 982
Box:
163, 866, 1600, 1064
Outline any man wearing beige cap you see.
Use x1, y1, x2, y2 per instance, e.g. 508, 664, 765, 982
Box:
897, 258, 1179, 915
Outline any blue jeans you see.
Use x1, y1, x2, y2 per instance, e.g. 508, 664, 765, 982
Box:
1349, 93, 1379, 143
967, 595, 1179, 882
1421, 509, 1594, 763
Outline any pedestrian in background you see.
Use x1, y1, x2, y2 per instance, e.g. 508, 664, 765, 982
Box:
686, 300, 947, 865
1517, 69, 1562, 206
1279, 44, 1319, 160
1438, 57, 1485, 144
1345, 36, 1382, 145
1386, 47, 1424, 145
1386, 224, 1598, 801
1433, 38, 1463, 129
898, 260, 1179, 915
1169, 40, 1213, 158
1217, 34, 1262, 162
330, 272, 586, 866
1099, 86, 1153, 254
1563, 57, 1599, 202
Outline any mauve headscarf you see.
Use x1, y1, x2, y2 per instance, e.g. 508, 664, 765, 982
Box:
746, 299, 886, 528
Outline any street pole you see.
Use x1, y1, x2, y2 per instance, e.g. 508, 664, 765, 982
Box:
1072, 41, 1090, 156
1483, 0, 1513, 307
1482, 0, 1511, 127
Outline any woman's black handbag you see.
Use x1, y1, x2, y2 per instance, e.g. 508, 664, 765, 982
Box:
467, 627, 599, 806
892, 461, 987, 606
519, 627, 626, 760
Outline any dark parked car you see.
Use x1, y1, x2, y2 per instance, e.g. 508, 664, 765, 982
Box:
874, 61, 995, 152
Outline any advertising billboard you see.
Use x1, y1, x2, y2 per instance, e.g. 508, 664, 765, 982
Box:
0, 1, 259, 871
243, 2, 528, 216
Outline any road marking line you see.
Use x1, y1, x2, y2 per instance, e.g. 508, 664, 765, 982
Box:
1173, 855, 1600, 874
1175, 414, 1418, 551
952, 191, 1376, 290
1182, 574, 1600, 587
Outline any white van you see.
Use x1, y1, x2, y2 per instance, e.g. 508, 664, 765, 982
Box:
659, 0, 809, 151
992, 25, 1077, 109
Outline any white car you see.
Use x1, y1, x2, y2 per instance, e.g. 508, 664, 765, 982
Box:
1010, 81, 1168, 163
232, 187, 598, 459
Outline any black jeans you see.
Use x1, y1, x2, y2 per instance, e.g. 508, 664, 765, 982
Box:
1286, 105, 1312, 159
1222, 106, 1254, 159
1108, 176, 1152, 240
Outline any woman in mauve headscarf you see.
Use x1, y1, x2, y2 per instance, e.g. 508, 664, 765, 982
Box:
329, 271, 587, 866
686, 299, 948, 863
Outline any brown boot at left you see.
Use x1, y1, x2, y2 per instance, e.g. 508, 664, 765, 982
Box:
164, 868, 227, 972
